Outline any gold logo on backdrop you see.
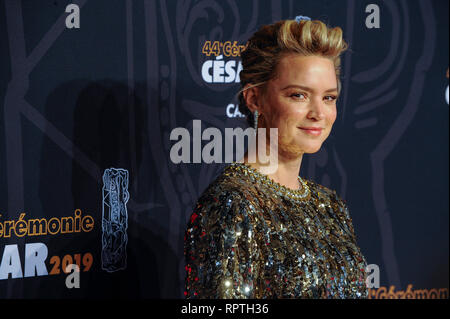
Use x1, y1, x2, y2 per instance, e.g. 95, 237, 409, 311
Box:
369, 285, 448, 299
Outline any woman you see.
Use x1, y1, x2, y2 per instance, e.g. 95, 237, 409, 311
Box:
184, 16, 368, 299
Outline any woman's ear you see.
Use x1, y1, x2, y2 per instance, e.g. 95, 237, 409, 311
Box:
242, 84, 262, 113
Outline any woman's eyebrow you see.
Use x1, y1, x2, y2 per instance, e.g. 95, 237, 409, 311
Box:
281, 84, 338, 93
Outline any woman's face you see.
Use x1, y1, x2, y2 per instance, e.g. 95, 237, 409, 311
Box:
259, 54, 338, 157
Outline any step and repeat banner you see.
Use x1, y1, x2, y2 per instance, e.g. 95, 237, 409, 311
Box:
0, 0, 448, 299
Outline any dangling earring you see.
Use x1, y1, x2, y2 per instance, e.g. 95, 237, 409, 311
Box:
253, 110, 259, 133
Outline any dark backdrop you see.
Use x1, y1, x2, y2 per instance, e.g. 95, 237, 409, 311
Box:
0, 0, 448, 298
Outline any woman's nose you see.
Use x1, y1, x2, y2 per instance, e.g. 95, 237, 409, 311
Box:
307, 98, 325, 120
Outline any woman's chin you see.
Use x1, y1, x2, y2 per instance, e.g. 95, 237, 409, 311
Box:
301, 144, 323, 154
278, 142, 322, 158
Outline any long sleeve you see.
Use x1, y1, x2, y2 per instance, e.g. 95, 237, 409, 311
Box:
184, 190, 260, 299
333, 192, 369, 298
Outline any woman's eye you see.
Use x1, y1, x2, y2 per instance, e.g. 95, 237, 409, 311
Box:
325, 95, 337, 101
290, 93, 337, 102
291, 93, 306, 99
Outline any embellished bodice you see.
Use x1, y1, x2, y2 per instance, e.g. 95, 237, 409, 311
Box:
184, 162, 368, 298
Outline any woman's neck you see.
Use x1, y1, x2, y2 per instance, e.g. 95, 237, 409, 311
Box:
242, 151, 303, 191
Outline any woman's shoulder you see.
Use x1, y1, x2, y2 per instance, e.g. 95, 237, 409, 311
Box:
188, 168, 254, 226
303, 178, 352, 219
196, 164, 254, 203
304, 179, 357, 233
303, 178, 342, 203
195, 177, 251, 211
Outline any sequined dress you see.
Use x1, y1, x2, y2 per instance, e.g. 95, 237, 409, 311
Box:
184, 162, 368, 298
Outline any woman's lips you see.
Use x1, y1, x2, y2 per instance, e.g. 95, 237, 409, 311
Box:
298, 127, 323, 136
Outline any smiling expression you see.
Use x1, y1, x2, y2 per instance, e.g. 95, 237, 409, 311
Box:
258, 54, 339, 158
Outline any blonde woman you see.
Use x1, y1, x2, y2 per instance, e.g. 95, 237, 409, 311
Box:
184, 16, 368, 299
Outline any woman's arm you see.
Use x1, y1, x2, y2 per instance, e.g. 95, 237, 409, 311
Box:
333, 192, 369, 298
184, 191, 259, 299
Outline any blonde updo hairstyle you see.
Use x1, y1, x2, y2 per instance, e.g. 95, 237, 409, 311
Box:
238, 19, 348, 127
